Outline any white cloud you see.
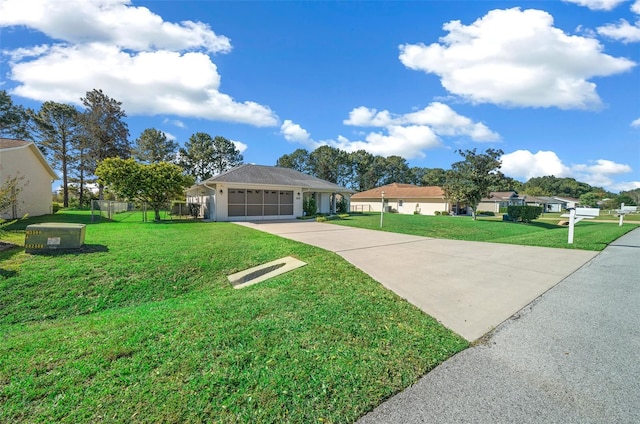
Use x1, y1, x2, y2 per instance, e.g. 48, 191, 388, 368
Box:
231, 140, 248, 154
344, 102, 500, 142
163, 118, 185, 128
597, 19, 640, 43
280, 120, 319, 148
0, 0, 278, 127
633, 0, 640, 14
562, 0, 628, 10
0, 0, 231, 53
501, 150, 571, 180
283, 103, 499, 158
501, 149, 637, 191
162, 131, 176, 141
399, 8, 636, 110
631, 117, 640, 127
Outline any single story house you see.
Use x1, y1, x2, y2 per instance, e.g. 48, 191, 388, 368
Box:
1, 138, 58, 219
185, 164, 353, 221
477, 191, 526, 214
350, 183, 449, 215
524, 196, 580, 212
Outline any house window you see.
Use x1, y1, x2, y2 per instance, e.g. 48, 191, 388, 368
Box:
398, 200, 404, 207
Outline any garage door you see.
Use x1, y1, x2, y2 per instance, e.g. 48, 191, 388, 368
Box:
228, 189, 294, 217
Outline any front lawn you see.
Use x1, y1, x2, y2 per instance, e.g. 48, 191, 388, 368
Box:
331, 213, 637, 251
0, 211, 466, 423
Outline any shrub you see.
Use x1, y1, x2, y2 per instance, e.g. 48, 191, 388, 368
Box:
414, 211, 421, 215
477, 210, 495, 216
507, 205, 543, 223
434, 211, 441, 216
338, 214, 349, 219
336, 197, 348, 214
315, 216, 327, 222
52, 203, 62, 213
303, 197, 317, 216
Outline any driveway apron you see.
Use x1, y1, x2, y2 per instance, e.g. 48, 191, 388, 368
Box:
235, 220, 597, 342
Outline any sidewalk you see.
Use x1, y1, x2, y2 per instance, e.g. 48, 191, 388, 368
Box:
357, 227, 640, 423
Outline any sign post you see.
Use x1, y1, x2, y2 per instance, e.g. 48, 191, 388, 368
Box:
380, 191, 385, 228
568, 208, 576, 244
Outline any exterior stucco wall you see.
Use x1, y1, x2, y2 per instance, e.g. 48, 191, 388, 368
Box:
351, 198, 449, 215
1, 147, 54, 218
477, 201, 500, 213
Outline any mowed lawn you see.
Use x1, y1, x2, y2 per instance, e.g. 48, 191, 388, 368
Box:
0, 211, 467, 423
330, 213, 638, 251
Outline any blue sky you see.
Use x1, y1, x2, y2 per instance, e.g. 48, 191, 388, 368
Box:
1, 0, 639, 192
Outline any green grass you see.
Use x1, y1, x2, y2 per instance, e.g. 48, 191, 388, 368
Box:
332, 213, 637, 251
0, 211, 467, 423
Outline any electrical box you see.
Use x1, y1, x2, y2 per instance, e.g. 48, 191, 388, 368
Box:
25, 223, 86, 253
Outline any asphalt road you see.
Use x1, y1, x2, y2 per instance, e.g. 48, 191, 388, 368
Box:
357, 227, 640, 424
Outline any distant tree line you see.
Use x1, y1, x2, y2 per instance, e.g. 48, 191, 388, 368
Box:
0, 90, 243, 209
276, 146, 635, 212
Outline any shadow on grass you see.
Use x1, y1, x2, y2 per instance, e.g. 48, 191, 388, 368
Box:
528, 221, 565, 230
0, 269, 17, 278
26, 244, 109, 256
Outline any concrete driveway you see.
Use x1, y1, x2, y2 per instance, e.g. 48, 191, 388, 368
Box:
235, 220, 597, 341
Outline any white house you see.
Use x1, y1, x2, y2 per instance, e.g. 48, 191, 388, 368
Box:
185, 164, 353, 221
350, 183, 450, 215
1, 138, 58, 219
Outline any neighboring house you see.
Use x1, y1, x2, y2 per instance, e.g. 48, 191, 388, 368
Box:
350, 183, 449, 215
524, 196, 565, 213
477, 191, 525, 214
185, 164, 353, 221
554, 196, 580, 209
0, 138, 58, 219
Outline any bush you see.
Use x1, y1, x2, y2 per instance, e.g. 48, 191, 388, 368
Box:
414, 211, 421, 215
315, 216, 327, 222
434, 211, 441, 216
303, 197, 317, 216
477, 210, 495, 216
338, 214, 349, 219
336, 197, 348, 214
52, 203, 62, 213
507, 205, 543, 223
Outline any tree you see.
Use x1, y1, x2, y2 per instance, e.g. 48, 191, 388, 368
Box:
348, 150, 382, 191
0, 90, 30, 139
443, 148, 504, 220
133, 128, 178, 163
420, 168, 447, 186
579, 192, 603, 208
96, 158, 194, 221
0, 173, 26, 220
178, 133, 243, 181
308, 145, 350, 186
29, 101, 82, 207
620, 188, 640, 205
80, 89, 131, 198
276, 148, 310, 173
380, 155, 412, 185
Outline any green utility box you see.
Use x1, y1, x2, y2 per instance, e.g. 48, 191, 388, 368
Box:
25, 223, 86, 253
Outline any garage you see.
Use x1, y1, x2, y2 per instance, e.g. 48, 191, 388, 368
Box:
228, 188, 294, 217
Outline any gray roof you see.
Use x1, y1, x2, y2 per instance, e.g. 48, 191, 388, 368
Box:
203, 164, 353, 193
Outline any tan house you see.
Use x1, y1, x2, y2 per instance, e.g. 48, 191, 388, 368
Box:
1, 138, 58, 219
477, 191, 525, 214
185, 164, 353, 221
350, 183, 449, 215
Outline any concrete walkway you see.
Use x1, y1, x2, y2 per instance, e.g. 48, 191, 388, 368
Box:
357, 227, 640, 423
235, 220, 597, 341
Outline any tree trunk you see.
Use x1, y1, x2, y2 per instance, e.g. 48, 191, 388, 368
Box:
154, 208, 161, 221
62, 155, 69, 208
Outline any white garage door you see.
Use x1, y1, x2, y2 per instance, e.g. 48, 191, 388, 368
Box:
228, 189, 294, 217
